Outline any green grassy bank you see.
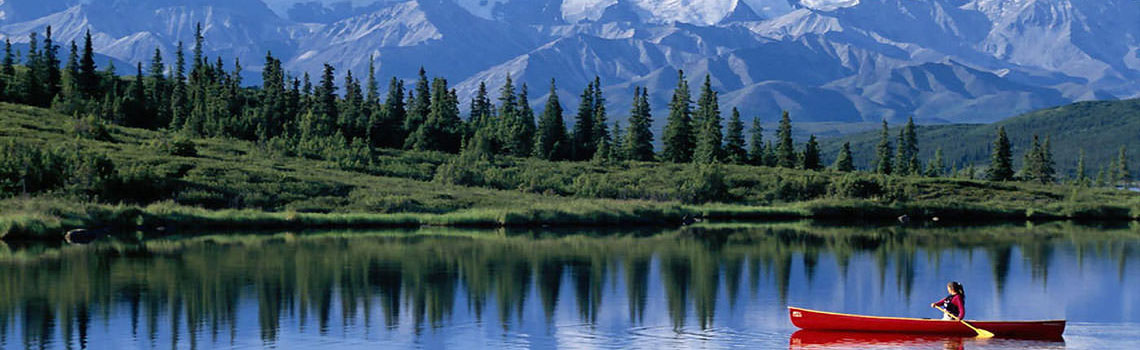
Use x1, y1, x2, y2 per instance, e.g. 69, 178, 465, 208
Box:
2, 103, 1140, 241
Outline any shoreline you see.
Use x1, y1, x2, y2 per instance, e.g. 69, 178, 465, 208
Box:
3, 198, 1137, 242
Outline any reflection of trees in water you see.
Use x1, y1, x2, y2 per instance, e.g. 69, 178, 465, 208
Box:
0, 223, 1137, 347
989, 246, 1012, 295
624, 256, 650, 324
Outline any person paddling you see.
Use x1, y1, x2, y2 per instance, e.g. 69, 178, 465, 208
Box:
931, 281, 965, 320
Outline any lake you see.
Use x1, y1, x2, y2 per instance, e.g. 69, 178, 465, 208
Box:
1, 221, 1139, 349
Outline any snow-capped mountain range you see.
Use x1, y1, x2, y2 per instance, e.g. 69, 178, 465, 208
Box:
2, 0, 1138, 125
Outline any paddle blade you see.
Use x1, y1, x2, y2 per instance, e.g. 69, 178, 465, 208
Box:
974, 328, 996, 338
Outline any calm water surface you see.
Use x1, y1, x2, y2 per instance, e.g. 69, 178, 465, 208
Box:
1, 222, 1139, 349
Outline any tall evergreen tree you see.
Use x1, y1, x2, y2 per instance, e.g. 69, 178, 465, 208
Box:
693, 75, 722, 164
469, 81, 494, 145
169, 41, 187, 129
1076, 148, 1088, 186
515, 83, 536, 157
610, 121, 625, 162
365, 55, 379, 105
763, 140, 777, 167
78, 31, 99, 99
591, 77, 609, 158
314, 63, 338, 133
148, 48, 169, 127
372, 77, 406, 149
724, 107, 746, 164
894, 116, 919, 175
571, 80, 596, 161
123, 63, 147, 127
834, 142, 855, 172
925, 147, 945, 177
51, 40, 83, 112
43, 26, 62, 103
533, 79, 568, 161
403, 67, 431, 149
1022, 134, 1055, 184
801, 135, 821, 170
662, 70, 694, 163
409, 78, 463, 153
1, 39, 13, 100
495, 75, 522, 156
625, 87, 655, 162
988, 126, 1014, 181
747, 117, 764, 165
21, 32, 43, 105
1117, 146, 1130, 187
875, 120, 893, 175
775, 111, 796, 168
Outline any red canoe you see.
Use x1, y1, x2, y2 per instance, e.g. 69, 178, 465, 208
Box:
788, 306, 1065, 340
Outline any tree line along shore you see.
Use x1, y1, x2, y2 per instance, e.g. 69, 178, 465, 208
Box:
2, 25, 1138, 241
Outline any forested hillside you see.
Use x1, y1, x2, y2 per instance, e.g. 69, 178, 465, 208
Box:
820, 99, 1140, 178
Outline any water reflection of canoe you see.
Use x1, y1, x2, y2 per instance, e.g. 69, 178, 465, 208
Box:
790, 330, 969, 349
789, 307, 1065, 340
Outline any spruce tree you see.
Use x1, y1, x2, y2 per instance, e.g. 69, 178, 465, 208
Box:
374, 77, 406, 149
724, 107, 746, 164
925, 147, 945, 177
21, 32, 43, 105
662, 70, 694, 163
124, 63, 147, 127
43, 26, 62, 103
403, 67, 431, 149
875, 120, 893, 175
1, 39, 13, 101
894, 117, 919, 175
1076, 149, 1088, 186
470, 81, 494, 131
801, 135, 821, 171
988, 126, 1014, 181
591, 76, 609, 158
571, 81, 596, 161
1022, 134, 1054, 184
365, 56, 379, 105
415, 78, 463, 153
763, 140, 777, 167
625, 86, 655, 161
775, 111, 796, 168
834, 142, 855, 172
611, 121, 625, 161
495, 75, 519, 155
515, 83, 536, 157
748, 117, 764, 165
314, 63, 338, 134
534, 79, 568, 161
51, 40, 83, 112
169, 41, 187, 129
78, 31, 99, 99
693, 75, 722, 164
1042, 136, 1055, 183
1117, 146, 1130, 187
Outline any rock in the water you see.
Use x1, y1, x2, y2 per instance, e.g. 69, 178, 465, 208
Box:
65, 229, 106, 244
897, 215, 911, 224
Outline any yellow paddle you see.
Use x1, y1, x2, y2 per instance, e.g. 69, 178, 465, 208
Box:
934, 305, 995, 338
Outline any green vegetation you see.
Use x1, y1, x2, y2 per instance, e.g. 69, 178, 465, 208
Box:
1, 26, 1138, 242
822, 98, 1140, 180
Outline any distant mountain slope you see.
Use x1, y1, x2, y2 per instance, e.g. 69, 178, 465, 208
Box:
819, 98, 1140, 177
1, 0, 1139, 130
